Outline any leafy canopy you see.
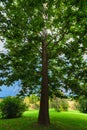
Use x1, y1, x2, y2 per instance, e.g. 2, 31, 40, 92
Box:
0, 0, 87, 96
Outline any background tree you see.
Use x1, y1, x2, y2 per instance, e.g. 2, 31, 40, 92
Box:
0, 0, 87, 125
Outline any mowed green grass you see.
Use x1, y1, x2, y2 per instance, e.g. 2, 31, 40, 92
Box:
0, 109, 87, 130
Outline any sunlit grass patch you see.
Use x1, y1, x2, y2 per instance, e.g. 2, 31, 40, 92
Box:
0, 109, 87, 130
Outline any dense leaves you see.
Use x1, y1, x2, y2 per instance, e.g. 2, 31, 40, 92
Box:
0, 97, 26, 119
0, 0, 87, 101
50, 97, 69, 112
79, 96, 87, 113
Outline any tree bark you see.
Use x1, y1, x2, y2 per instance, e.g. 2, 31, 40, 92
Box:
38, 40, 50, 125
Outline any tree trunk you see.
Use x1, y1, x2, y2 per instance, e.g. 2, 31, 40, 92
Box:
38, 40, 50, 125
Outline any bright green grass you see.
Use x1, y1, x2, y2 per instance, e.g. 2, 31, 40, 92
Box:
0, 109, 87, 130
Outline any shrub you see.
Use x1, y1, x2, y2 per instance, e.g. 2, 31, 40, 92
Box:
0, 97, 26, 119
79, 97, 87, 113
55, 98, 63, 112
56, 98, 69, 112
61, 99, 69, 111
50, 97, 69, 112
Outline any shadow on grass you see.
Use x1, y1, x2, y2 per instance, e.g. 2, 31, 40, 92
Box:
0, 116, 65, 130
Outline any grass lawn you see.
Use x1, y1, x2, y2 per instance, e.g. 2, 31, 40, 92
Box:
0, 109, 87, 130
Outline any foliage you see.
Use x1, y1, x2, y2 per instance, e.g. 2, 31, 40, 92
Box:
29, 103, 39, 110
24, 95, 40, 110
0, 98, 3, 103
0, 97, 26, 119
50, 97, 69, 112
68, 100, 79, 110
0, 0, 87, 96
79, 97, 87, 113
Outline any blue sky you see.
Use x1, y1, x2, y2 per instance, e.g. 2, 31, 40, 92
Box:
0, 83, 21, 97
0, 86, 16, 97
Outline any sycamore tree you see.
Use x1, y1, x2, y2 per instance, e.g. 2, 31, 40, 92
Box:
0, 0, 87, 125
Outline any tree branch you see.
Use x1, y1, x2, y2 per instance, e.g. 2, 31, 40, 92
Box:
48, 30, 69, 60
46, 23, 68, 48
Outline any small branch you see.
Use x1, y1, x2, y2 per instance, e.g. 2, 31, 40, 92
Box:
46, 15, 70, 47
51, 33, 65, 48
48, 30, 68, 59
51, 31, 68, 50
